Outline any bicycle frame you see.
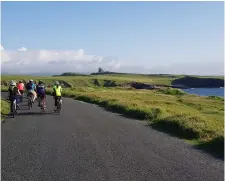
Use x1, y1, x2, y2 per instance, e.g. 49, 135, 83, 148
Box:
12, 99, 17, 118
27, 94, 33, 109
40, 97, 46, 112
56, 97, 62, 113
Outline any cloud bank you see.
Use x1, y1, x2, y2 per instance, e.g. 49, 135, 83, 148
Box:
1, 45, 121, 74
1, 45, 223, 76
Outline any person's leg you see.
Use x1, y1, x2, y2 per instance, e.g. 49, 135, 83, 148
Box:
41, 95, 46, 108
28, 92, 34, 103
32, 91, 35, 102
16, 95, 20, 107
10, 97, 13, 112
59, 96, 62, 104
55, 96, 58, 107
32, 91, 36, 103
43, 95, 46, 105
37, 94, 41, 106
19, 90, 23, 102
54, 96, 58, 111
21, 90, 24, 97
35, 91, 37, 100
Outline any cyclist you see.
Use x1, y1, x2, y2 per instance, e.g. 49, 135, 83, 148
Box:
53, 81, 62, 111
26, 79, 37, 103
8, 80, 21, 112
36, 80, 46, 107
17, 80, 25, 101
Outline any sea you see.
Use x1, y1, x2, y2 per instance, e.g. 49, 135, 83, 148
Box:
182, 88, 224, 97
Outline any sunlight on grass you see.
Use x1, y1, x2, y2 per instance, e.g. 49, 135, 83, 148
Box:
1, 74, 224, 156
1, 98, 10, 121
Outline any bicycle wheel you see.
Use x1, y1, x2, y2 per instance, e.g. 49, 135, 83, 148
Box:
57, 98, 62, 114
20, 94, 23, 102
40, 98, 45, 113
12, 99, 16, 118
28, 96, 32, 110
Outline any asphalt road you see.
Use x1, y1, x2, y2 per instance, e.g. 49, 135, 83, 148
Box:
1, 92, 224, 181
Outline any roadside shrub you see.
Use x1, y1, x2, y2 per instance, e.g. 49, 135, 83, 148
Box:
208, 96, 224, 101
158, 88, 186, 96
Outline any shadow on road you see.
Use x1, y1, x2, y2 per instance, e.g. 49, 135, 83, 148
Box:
193, 138, 224, 161
15, 111, 57, 116
2, 111, 59, 122
17, 107, 30, 111
18, 104, 28, 107
93, 103, 144, 121
144, 123, 224, 160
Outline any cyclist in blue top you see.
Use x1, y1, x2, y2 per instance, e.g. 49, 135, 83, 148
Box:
36, 80, 46, 107
26, 79, 37, 103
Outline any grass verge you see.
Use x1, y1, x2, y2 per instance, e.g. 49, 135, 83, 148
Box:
1, 85, 224, 158
1, 98, 10, 121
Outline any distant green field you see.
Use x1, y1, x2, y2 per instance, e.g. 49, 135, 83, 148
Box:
1, 74, 177, 86
1, 74, 224, 157
2, 74, 223, 87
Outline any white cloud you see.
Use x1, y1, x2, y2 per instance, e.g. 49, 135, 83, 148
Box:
0, 45, 4, 51
1, 45, 223, 76
18, 47, 27, 52
1, 45, 121, 74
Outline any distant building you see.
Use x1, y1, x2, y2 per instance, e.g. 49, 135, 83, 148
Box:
98, 67, 104, 73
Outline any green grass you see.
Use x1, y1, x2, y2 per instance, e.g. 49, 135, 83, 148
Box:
1, 74, 179, 87
1, 74, 223, 88
1, 98, 10, 121
157, 88, 186, 95
1, 74, 224, 157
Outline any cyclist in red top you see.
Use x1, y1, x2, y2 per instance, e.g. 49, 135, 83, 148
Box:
17, 80, 25, 102
17, 80, 25, 95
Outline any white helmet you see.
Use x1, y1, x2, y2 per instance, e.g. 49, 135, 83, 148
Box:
10, 80, 16, 86
55, 81, 59, 85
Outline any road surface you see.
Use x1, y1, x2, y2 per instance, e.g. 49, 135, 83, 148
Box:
1, 92, 224, 181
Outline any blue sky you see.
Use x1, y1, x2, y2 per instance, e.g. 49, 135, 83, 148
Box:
1, 1, 224, 75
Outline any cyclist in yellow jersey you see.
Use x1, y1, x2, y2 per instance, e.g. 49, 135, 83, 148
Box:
52, 81, 62, 111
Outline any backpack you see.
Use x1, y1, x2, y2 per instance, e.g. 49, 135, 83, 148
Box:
37, 85, 45, 95
26, 83, 33, 90
9, 86, 18, 96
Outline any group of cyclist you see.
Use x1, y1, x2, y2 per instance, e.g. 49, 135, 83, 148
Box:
8, 79, 63, 113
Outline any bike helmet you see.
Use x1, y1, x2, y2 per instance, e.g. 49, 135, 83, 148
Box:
10, 80, 16, 86
19, 80, 22, 83
29, 79, 33, 82
39, 80, 43, 84
55, 81, 59, 85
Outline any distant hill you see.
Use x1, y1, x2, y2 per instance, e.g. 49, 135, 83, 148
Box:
53, 72, 89, 77
172, 76, 224, 88
90, 71, 177, 77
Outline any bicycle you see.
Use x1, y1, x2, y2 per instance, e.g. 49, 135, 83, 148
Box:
12, 99, 17, 118
55, 97, 62, 114
27, 93, 33, 110
39, 97, 46, 113
19, 91, 24, 102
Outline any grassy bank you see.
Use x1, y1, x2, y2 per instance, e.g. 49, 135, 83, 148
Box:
1, 74, 224, 157
61, 88, 224, 157
1, 74, 177, 87
1, 98, 10, 121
